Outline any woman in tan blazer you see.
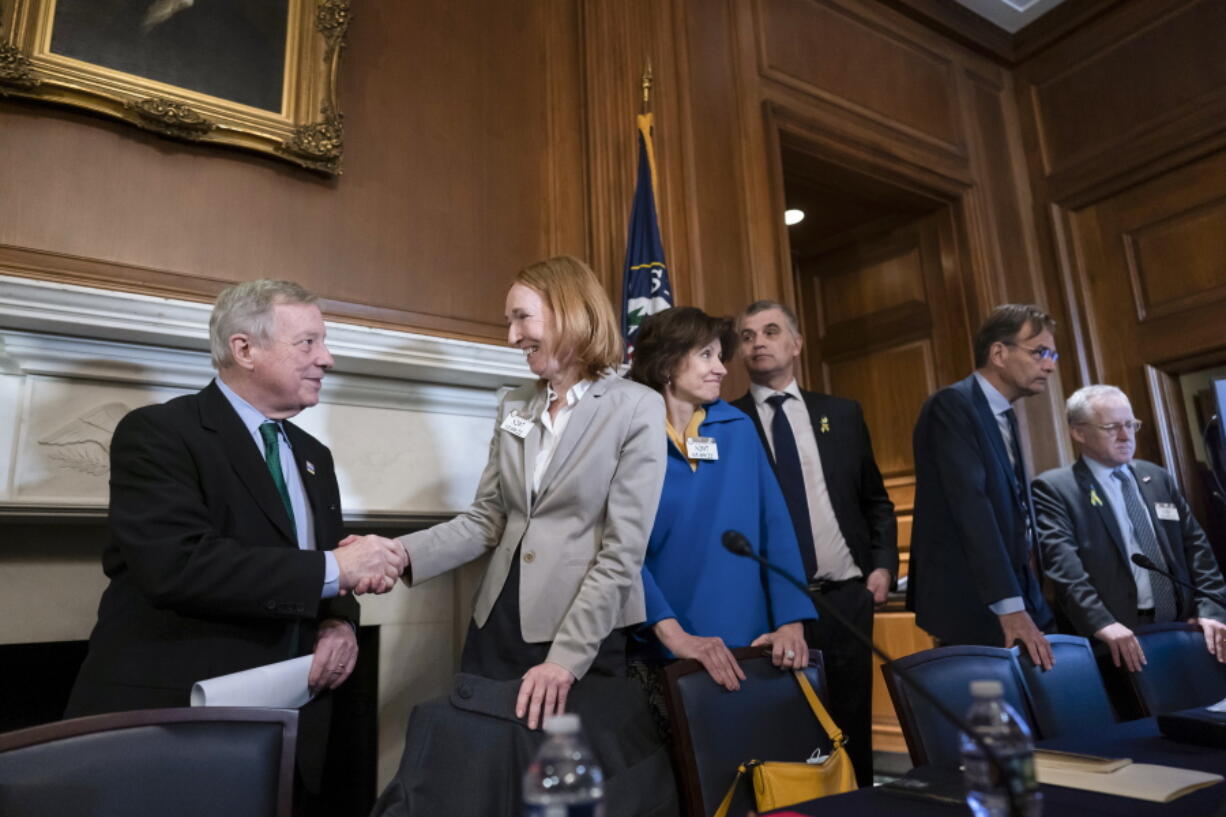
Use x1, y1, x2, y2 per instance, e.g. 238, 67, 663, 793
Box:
365, 256, 677, 817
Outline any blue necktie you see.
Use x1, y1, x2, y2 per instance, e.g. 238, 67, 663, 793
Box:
766, 394, 817, 580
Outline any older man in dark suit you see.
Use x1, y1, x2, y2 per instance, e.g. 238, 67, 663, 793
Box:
731, 299, 897, 787
65, 280, 407, 809
1033, 384, 1226, 671
908, 304, 1057, 670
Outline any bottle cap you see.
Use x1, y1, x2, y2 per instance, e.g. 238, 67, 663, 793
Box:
543, 713, 580, 735
969, 680, 1003, 698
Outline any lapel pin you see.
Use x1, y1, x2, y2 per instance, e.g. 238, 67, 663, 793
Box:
305, 460, 316, 476
1141, 475, 1151, 483
819, 415, 831, 433
1089, 487, 1103, 507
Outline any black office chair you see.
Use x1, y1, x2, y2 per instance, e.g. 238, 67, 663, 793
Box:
662, 647, 832, 817
0, 707, 297, 817
1012, 634, 1117, 738
1122, 622, 1226, 716
882, 644, 1036, 767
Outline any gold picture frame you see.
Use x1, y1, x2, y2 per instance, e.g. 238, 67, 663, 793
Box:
0, 0, 350, 174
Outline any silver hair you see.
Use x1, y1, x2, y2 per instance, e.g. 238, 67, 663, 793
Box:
1066, 384, 1129, 425
739, 299, 801, 336
209, 280, 317, 369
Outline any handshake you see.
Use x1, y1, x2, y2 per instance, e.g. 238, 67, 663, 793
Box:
334, 534, 409, 595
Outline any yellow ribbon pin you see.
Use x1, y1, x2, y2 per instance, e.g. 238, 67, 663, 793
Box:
819, 415, 831, 433
1090, 488, 1103, 507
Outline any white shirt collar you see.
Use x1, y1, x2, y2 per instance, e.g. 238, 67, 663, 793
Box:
973, 371, 1013, 417
542, 378, 592, 419
749, 378, 802, 406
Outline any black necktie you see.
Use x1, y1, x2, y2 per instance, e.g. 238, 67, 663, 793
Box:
1112, 468, 1177, 621
765, 394, 817, 580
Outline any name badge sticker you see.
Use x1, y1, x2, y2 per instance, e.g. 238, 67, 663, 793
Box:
500, 412, 534, 439
1154, 502, 1179, 522
686, 436, 718, 461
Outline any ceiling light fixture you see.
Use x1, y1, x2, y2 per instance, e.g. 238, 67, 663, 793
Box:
784, 209, 805, 226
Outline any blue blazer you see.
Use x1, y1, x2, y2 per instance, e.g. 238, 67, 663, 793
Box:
907, 375, 1053, 644
640, 400, 816, 655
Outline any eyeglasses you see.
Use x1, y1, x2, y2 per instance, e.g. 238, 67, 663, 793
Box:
1074, 420, 1143, 434
1001, 341, 1059, 361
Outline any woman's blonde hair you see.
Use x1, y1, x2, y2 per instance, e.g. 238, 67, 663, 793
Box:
514, 255, 623, 379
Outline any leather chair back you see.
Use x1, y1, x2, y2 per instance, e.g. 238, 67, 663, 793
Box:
663, 647, 831, 817
0, 708, 296, 817
1013, 635, 1116, 738
882, 644, 1035, 767
1126, 622, 1226, 715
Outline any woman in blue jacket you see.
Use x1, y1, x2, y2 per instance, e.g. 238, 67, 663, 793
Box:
628, 306, 816, 690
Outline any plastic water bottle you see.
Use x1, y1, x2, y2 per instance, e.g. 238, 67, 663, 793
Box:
523, 713, 605, 817
959, 679, 1042, 817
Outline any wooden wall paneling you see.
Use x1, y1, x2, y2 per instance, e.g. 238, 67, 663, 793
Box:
1017, 0, 1226, 206
580, 0, 696, 306
755, 0, 966, 159
728, 0, 792, 317
1123, 197, 1226, 322
920, 207, 974, 384
0, 1, 593, 343
958, 63, 1070, 471
677, 0, 757, 316
1063, 149, 1226, 476
827, 340, 937, 478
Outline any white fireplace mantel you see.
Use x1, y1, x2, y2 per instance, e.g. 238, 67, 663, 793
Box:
0, 275, 533, 514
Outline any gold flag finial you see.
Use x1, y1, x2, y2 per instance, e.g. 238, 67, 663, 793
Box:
640, 59, 653, 112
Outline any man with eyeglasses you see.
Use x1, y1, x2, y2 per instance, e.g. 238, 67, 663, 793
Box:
1033, 385, 1226, 670
909, 304, 1058, 669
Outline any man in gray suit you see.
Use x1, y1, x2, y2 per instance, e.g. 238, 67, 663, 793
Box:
1033, 384, 1226, 671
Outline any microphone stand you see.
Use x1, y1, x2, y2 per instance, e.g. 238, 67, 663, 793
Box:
721, 530, 1029, 817
1131, 553, 1226, 609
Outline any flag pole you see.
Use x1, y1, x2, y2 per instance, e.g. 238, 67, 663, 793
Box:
640, 59, 652, 113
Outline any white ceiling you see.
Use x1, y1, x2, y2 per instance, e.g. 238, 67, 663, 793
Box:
952, 0, 1069, 33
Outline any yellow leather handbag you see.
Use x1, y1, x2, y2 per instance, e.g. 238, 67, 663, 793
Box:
712, 670, 858, 816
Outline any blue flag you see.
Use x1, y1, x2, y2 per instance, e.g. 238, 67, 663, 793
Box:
622, 113, 673, 359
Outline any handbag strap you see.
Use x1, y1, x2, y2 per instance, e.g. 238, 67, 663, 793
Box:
793, 670, 846, 748
711, 673, 843, 817
712, 762, 751, 817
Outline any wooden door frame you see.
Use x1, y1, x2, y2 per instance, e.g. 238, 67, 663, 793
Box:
758, 102, 981, 391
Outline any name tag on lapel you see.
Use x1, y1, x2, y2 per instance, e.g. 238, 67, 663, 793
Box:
1154, 502, 1179, 521
686, 437, 718, 460
500, 412, 534, 439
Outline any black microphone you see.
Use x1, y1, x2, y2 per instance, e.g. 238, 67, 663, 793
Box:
1130, 553, 1226, 608
721, 529, 1028, 816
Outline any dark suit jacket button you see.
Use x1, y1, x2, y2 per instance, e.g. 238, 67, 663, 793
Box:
523, 551, 536, 564
456, 683, 472, 699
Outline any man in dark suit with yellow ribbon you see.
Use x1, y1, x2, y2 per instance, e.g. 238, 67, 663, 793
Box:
1033, 384, 1226, 671
731, 299, 897, 787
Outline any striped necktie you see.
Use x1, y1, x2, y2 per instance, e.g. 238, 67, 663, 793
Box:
1112, 467, 1176, 621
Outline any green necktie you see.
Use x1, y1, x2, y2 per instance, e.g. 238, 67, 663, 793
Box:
259, 421, 297, 538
